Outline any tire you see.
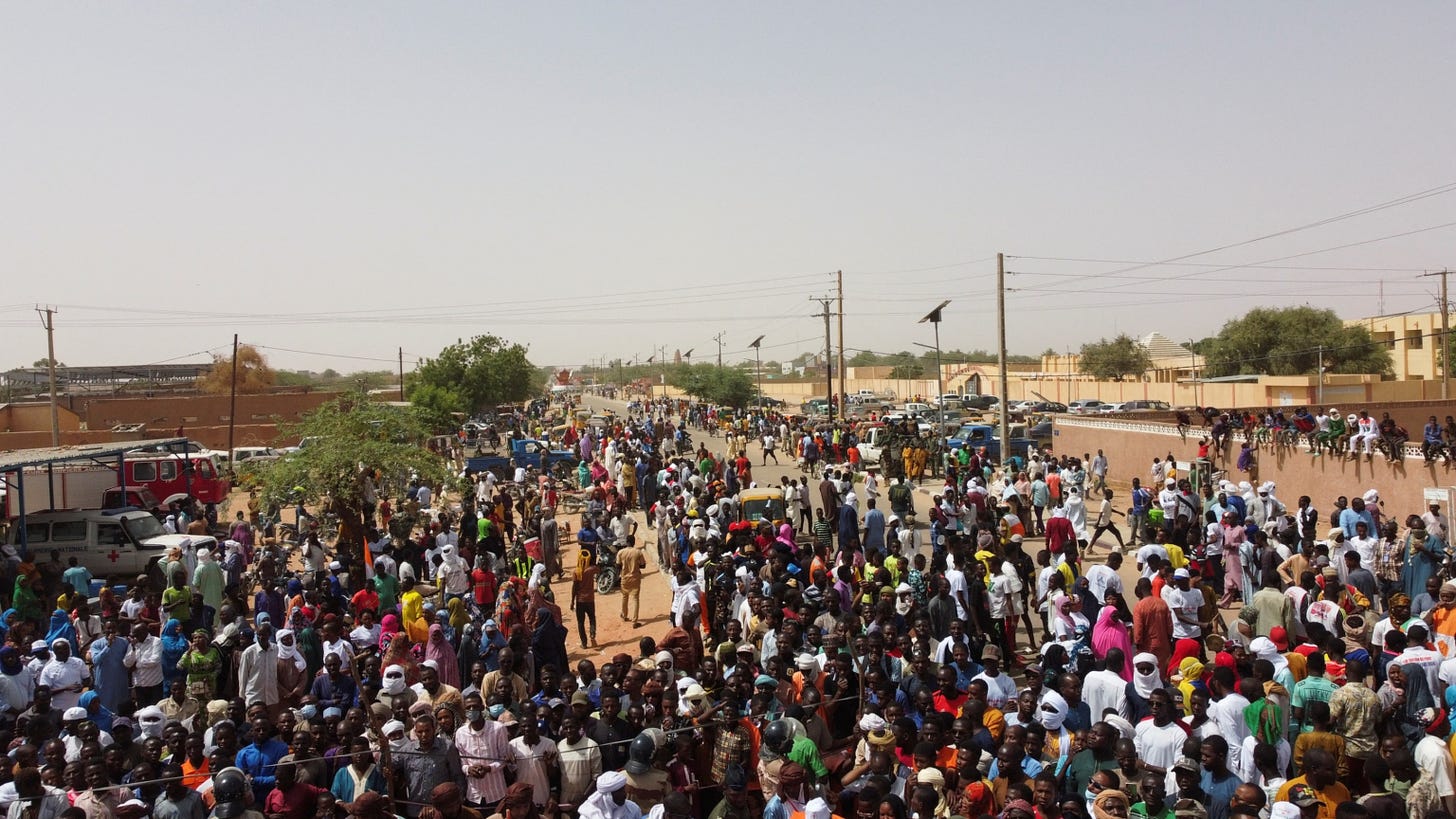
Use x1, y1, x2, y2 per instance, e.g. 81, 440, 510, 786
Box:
595, 567, 617, 595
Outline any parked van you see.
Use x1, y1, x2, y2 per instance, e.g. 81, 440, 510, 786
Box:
5, 509, 216, 582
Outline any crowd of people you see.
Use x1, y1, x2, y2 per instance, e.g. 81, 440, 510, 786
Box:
0, 396, 1454, 819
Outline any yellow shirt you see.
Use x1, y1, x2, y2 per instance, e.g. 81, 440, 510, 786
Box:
1163, 543, 1187, 570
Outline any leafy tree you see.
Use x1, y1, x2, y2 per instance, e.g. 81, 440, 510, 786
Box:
32, 358, 65, 368
1203, 306, 1392, 377
848, 350, 883, 367
888, 363, 924, 379
671, 363, 755, 407
408, 383, 466, 434
251, 395, 444, 552
195, 345, 276, 394
411, 335, 537, 413
1078, 335, 1152, 381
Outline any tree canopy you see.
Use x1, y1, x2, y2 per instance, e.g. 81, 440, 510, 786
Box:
251, 395, 445, 548
1078, 335, 1152, 381
195, 345, 276, 395
1202, 306, 1392, 378
410, 335, 537, 415
671, 363, 755, 408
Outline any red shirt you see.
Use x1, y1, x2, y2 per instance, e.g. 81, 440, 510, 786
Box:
263, 782, 324, 819
933, 689, 968, 715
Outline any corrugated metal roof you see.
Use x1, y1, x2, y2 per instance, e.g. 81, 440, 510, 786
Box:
0, 438, 191, 473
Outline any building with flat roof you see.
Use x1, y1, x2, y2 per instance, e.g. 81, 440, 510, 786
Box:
1345, 311, 1445, 381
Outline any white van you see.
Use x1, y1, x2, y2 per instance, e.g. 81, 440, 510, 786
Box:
5, 509, 216, 582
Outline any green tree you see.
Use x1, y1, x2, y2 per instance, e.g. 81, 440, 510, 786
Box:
252, 395, 445, 551
1203, 306, 1392, 377
848, 350, 883, 367
888, 363, 924, 379
1078, 335, 1153, 381
195, 345, 276, 395
412, 335, 537, 413
671, 363, 755, 407
408, 382, 466, 434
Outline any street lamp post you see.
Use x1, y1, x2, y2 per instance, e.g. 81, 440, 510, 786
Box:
749, 335, 765, 415
919, 300, 951, 449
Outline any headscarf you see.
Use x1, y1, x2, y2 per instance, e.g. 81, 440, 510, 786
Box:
1248, 637, 1289, 680
1243, 693, 1282, 745
915, 766, 950, 819
1394, 660, 1439, 743
1132, 652, 1162, 699
381, 664, 408, 696
1092, 790, 1130, 819
44, 609, 77, 653
1039, 689, 1069, 731
425, 624, 460, 688
0, 609, 15, 643
574, 548, 593, 582
578, 771, 629, 819
1091, 605, 1133, 680
528, 563, 547, 592
401, 588, 429, 643
0, 647, 22, 677
378, 613, 401, 652
1055, 596, 1077, 632
1175, 657, 1206, 714
382, 633, 419, 683
276, 629, 306, 671
79, 690, 114, 732
161, 619, 187, 666
446, 598, 469, 631
1165, 638, 1201, 680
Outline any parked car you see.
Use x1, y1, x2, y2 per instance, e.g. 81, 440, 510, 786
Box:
1012, 400, 1068, 415
960, 394, 1001, 411
1119, 399, 1172, 412
1067, 400, 1107, 414
1098, 402, 1126, 414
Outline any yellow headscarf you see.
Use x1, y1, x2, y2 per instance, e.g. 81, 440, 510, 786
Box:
1176, 656, 1205, 714
574, 548, 593, 582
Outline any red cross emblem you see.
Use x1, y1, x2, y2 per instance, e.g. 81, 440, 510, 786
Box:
107, 550, 120, 562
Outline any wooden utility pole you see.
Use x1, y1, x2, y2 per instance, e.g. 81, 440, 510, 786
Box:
226, 334, 239, 461
996, 254, 1010, 460
836, 270, 846, 411
35, 307, 59, 446
1425, 269, 1451, 400
713, 332, 725, 368
398, 347, 406, 401
812, 297, 835, 420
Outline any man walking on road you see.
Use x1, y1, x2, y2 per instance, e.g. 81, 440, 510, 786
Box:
1090, 449, 1108, 494
617, 535, 645, 629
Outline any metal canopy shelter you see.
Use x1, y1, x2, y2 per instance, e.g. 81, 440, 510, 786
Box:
0, 437, 191, 556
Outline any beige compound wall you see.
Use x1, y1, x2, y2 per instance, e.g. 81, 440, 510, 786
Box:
1052, 416, 1456, 518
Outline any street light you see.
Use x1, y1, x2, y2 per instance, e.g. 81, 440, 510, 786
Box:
749, 335, 765, 414
919, 300, 950, 440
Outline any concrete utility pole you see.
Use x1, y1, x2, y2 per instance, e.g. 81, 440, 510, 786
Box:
812, 296, 835, 420
996, 253, 1010, 463
227, 334, 239, 463
1317, 345, 1325, 406
749, 335, 765, 413
1423, 269, 1451, 400
35, 306, 59, 446
836, 270, 846, 411
713, 332, 725, 368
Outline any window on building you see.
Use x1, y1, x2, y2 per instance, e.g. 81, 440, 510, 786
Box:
1407, 330, 1424, 349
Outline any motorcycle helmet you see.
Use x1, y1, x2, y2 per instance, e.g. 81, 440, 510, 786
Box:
625, 731, 660, 775
211, 767, 250, 818
761, 719, 795, 755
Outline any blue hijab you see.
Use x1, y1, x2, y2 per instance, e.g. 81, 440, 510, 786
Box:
160, 619, 188, 683
44, 610, 77, 654
79, 690, 115, 733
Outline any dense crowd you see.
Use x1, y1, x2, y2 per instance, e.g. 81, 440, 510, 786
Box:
0, 397, 1454, 819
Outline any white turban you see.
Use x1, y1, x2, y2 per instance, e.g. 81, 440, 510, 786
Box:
596, 770, 627, 793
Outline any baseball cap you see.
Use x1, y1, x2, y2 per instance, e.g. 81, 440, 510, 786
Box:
571, 692, 591, 706
1288, 784, 1323, 808
1269, 626, 1290, 651
1171, 757, 1200, 775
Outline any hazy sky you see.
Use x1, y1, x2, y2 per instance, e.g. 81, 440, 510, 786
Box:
4, 4, 1455, 375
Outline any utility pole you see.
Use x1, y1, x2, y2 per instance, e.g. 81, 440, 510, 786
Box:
35, 307, 59, 446
1317, 345, 1325, 405
836, 270, 845, 412
749, 335, 766, 414
713, 332, 725, 368
996, 253, 1010, 463
812, 297, 835, 420
398, 347, 405, 401
227, 334, 239, 462
1423, 269, 1451, 400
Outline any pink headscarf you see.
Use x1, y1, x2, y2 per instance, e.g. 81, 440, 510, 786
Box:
424, 623, 460, 688
1091, 605, 1134, 680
